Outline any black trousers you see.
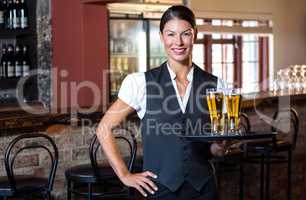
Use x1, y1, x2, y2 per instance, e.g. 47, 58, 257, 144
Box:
147, 178, 218, 200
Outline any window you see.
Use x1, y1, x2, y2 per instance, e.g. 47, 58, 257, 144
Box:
193, 19, 272, 93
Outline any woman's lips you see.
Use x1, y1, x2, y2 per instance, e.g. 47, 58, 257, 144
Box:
172, 48, 186, 55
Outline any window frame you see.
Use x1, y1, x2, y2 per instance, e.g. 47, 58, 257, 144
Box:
196, 19, 270, 92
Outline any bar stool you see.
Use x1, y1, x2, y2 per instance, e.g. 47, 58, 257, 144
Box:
212, 113, 251, 200
65, 133, 137, 200
242, 107, 299, 200
0, 133, 59, 200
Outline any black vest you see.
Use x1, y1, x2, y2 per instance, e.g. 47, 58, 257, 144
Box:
141, 63, 218, 192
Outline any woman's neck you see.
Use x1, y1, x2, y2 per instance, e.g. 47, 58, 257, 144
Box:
168, 59, 193, 81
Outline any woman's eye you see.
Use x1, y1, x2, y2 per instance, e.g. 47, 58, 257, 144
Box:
183, 32, 192, 36
167, 33, 174, 37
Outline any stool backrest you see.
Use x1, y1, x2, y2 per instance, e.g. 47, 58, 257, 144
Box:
4, 133, 59, 192
89, 133, 137, 175
271, 107, 299, 150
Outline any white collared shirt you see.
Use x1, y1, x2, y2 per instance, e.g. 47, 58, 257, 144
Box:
118, 64, 225, 119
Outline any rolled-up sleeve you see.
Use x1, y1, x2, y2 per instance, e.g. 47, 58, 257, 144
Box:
118, 73, 146, 115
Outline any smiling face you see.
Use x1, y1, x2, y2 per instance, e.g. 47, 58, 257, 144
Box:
160, 18, 196, 65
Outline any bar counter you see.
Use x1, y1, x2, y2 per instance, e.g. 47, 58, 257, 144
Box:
0, 90, 304, 133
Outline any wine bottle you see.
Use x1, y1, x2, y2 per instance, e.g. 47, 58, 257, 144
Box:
19, 0, 27, 29
0, 45, 7, 78
21, 45, 30, 76
12, 0, 20, 29
0, 0, 5, 28
6, 44, 15, 78
6, 0, 13, 29
2, 0, 8, 29
14, 45, 22, 77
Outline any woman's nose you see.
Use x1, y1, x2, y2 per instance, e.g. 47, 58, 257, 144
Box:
174, 35, 183, 45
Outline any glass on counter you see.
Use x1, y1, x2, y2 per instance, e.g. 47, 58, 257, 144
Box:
273, 65, 306, 95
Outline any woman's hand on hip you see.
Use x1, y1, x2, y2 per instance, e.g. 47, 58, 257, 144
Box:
120, 171, 158, 197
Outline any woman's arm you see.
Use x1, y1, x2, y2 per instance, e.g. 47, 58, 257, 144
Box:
96, 99, 158, 197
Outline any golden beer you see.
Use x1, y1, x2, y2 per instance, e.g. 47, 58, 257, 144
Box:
206, 91, 224, 134
225, 93, 242, 132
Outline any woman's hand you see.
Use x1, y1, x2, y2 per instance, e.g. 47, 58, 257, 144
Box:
120, 171, 159, 197
210, 141, 228, 157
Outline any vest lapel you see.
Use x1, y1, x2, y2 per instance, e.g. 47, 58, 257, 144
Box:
159, 64, 182, 115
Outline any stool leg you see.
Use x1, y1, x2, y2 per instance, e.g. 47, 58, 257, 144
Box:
88, 183, 93, 200
45, 191, 51, 200
288, 150, 292, 200
67, 180, 72, 200
239, 155, 244, 200
265, 152, 271, 200
260, 154, 264, 200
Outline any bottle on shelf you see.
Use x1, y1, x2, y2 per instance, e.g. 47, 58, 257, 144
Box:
21, 44, 30, 76
2, 0, 27, 30
6, 0, 13, 29
19, 0, 28, 29
12, 0, 20, 29
0, 0, 5, 28
0, 44, 7, 78
123, 57, 128, 72
6, 44, 15, 78
14, 44, 22, 77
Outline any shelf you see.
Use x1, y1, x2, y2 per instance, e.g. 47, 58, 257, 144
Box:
150, 54, 166, 57
111, 53, 138, 57
0, 29, 35, 37
0, 76, 35, 90
82, 0, 127, 4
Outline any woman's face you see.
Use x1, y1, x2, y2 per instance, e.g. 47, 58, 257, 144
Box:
160, 18, 196, 64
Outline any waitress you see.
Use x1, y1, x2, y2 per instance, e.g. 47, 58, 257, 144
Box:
97, 5, 226, 200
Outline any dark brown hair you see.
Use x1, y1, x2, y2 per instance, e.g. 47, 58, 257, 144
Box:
160, 5, 196, 32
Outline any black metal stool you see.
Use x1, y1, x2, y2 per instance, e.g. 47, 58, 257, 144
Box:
242, 107, 299, 200
211, 113, 251, 200
0, 133, 59, 200
65, 133, 137, 200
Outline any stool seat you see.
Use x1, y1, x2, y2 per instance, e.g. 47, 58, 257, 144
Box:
0, 175, 48, 196
0, 176, 13, 196
65, 164, 118, 183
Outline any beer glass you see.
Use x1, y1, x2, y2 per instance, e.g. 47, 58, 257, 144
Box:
206, 88, 225, 135
225, 88, 242, 134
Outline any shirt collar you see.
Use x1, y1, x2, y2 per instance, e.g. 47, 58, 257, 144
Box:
166, 62, 194, 82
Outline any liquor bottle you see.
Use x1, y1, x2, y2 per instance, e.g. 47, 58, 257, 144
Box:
0, 0, 5, 28
123, 57, 128, 72
6, 44, 15, 78
6, 0, 13, 29
2, 0, 8, 29
19, 0, 27, 29
0, 45, 7, 78
21, 45, 30, 76
14, 45, 22, 77
12, 0, 20, 29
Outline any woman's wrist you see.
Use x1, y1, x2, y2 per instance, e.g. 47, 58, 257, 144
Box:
118, 169, 131, 180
